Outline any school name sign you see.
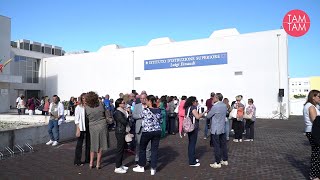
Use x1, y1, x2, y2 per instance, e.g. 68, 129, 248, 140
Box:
144, 52, 227, 70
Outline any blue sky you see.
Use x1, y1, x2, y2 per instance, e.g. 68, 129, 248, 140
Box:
0, 0, 319, 78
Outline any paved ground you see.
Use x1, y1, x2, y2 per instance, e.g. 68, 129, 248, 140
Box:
0, 116, 311, 180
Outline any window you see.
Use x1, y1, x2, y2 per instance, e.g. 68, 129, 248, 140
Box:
304, 89, 309, 92
299, 82, 301, 85
234, 71, 243, 76
13, 56, 40, 83
291, 83, 294, 86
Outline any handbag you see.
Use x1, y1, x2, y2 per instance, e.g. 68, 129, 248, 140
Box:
243, 112, 253, 119
229, 108, 237, 119
105, 110, 114, 124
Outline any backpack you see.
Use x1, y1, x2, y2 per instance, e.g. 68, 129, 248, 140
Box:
183, 107, 195, 133
312, 116, 320, 146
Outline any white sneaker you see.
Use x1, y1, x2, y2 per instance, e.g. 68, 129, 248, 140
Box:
239, 139, 242, 142
52, 141, 58, 146
133, 165, 145, 172
250, 139, 254, 142
189, 163, 200, 167
121, 165, 128, 170
114, 167, 127, 174
233, 139, 239, 143
244, 139, 251, 142
151, 168, 156, 175
210, 162, 221, 168
221, 160, 228, 166
196, 159, 199, 163
46, 140, 53, 145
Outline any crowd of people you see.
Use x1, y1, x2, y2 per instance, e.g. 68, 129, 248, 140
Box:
39, 90, 258, 176
13, 89, 320, 179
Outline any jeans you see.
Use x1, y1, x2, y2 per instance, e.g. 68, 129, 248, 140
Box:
211, 133, 228, 163
74, 131, 90, 164
48, 119, 59, 141
245, 120, 255, 139
139, 131, 161, 169
135, 131, 151, 162
204, 118, 210, 138
225, 118, 230, 140
115, 133, 126, 168
188, 127, 199, 165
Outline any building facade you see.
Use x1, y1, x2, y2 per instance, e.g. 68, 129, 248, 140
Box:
0, 15, 64, 113
43, 28, 289, 119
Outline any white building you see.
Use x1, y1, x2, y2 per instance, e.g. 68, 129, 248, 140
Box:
43, 28, 289, 119
0, 15, 64, 113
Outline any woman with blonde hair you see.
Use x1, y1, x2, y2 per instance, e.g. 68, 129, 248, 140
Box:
85, 91, 109, 169
303, 90, 320, 180
232, 95, 245, 142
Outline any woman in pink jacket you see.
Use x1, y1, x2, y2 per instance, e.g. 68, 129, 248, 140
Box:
178, 96, 187, 138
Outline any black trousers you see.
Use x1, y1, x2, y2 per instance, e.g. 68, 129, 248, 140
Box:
245, 120, 255, 139
168, 114, 176, 134
115, 133, 126, 168
74, 131, 90, 164
233, 119, 243, 140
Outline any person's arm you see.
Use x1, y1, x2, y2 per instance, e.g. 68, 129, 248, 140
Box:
192, 109, 204, 119
206, 106, 215, 119
58, 103, 64, 119
309, 106, 317, 122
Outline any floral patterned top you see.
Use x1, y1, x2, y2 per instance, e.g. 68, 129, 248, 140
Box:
141, 107, 162, 132
245, 104, 256, 121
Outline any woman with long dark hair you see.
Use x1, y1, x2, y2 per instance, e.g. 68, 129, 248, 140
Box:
303, 90, 320, 180
133, 95, 162, 175
159, 96, 167, 138
184, 96, 205, 166
113, 98, 129, 174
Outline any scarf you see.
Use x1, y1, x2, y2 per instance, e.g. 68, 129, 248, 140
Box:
117, 107, 128, 118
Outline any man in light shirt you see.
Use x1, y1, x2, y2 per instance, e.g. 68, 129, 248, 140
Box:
46, 95, 65, 146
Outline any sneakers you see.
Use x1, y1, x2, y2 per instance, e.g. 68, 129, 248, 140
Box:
46, 140, 53, 145
133, 165, 145, 172
233, 139, 239, 143
239, 139, 242, 142
210, 162, 221, 168
189, 163, 200, 167
244, 139, 254, 142
52, 141, 58, 146
114, 167, 127, 174
121, 165, 128, 170
220, 160, 228, 166
151, 168, 156, 175
196, 159, 199, 163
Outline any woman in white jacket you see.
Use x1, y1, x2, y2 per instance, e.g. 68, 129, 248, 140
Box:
74, 93, 90, 166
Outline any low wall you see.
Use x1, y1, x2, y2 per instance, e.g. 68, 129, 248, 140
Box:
0, 115, 76, 149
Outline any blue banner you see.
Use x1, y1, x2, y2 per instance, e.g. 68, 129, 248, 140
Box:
144, 52, 227, 70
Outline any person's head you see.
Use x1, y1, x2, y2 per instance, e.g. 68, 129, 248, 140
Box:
305, 90, 320, 106
160, 96, 167, 102
129, 93, 135, 100
85, 91, 99, 108
146, 95, 157, 108
181, 95, 187, 100
248, 98, 254, 105
105, 94, 110, 100
140, 94, 147, 105
239, 95, 243, 100
214, 93, 223, 102
52, 95, 59, 104
115, 98, 125, 109
141, 90, 147, 95
78, 93, 86, 105
201, 99, 204, 103
21, 95, 25, 99
119, 93, 124, 98
223, 98, 229, 105
210, 92, 215, 98
184, 96, 197, 109
110, 98, 114, 103
235, 95, 241, 102
168, 96, 174, 103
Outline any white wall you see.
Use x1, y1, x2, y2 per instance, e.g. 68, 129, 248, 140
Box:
44, 29, 289, 118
